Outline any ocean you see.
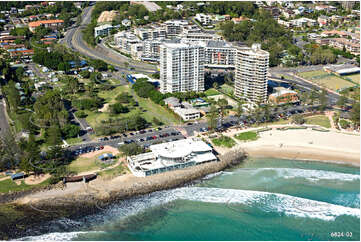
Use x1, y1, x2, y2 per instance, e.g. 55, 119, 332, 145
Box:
20, 158, 360, 241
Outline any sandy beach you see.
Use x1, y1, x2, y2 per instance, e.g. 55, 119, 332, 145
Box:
218, 126, 360, 166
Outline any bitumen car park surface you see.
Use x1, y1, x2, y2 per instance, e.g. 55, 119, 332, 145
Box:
68, 103, 322, 157
69, 126, 185, 154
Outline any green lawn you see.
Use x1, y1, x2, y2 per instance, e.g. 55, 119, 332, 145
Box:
298, 70, 328, 79
98, 163, 127, 179
220, 84, 234, 96
211, 136, 236, 148
0, 178, 50, 194
85, 84, 181, 130
68, 152, 116, 174
234, 131, 259, 141
66, 137, 82, 145
344, 74, 360, 84
98, 85, 129, 103
204, 88, 220, 96
298, 71, 354, 91
305, 115, 331, 128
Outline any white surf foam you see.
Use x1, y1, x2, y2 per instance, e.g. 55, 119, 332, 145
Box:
19, 231, 104, 241
171, 187, 360, 221
236, 168, 359, 182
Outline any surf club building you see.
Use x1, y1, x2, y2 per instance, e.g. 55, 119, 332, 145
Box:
127, 138, 218, 177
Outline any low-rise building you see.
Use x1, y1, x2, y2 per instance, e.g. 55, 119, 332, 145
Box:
329, 38, 360, 55
269, 87, 298, 105
28, 19, 64, 32
317, 15, 330, 26
127, 138, 218, 177
164, 97, 181, 108
122, 19, 131, 27
174, 107, 201, 121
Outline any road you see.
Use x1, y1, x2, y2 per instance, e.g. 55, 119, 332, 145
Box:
0, 95, 11, 137
68, 103, 323, 153
61, 6, 157, 74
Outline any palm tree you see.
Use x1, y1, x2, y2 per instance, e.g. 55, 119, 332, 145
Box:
235, 102, 244, 125
217, 98, 228, 127
207, 105, 218, 132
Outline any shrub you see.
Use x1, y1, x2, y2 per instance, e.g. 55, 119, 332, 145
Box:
75, 110, 88, 118
292, 114, 305, 124
339, 119, 350, 129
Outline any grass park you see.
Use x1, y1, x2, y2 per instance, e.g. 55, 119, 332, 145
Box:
0, 177, 50, 194
211, 135, 236, 148
204, 88, 220, 96
84, 84, 181, 131
298, 70, 354, 91
67, 152, 117, 174
234, 131, 259, 142
305, 115, 331, 128
343, 74, 360, 84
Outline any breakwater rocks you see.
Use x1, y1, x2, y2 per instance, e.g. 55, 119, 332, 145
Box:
0, 150, 247, 240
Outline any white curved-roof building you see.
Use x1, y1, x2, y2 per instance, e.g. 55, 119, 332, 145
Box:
127, 138, 218, 177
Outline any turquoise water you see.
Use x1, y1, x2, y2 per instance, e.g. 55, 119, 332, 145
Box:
21, 158, 360, 241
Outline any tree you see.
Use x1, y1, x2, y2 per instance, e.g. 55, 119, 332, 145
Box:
292, 114, 305, 124
152, 117, 162, 126
119, 143, 144, 156
62, 124, 81, 139
45, 125, 62, 146
80, 70, 90, 78
350, 102, 360, 128
319, 89, 328, 111
110, 103, 129, 114
90, 59, 108, 71
235, 102, 243, 125
336, 94, 347, 108
116, 92, 132, 103
0, 132, 22, 170
212, 82, 219, 89
207, 105, 218, 132
217, 98, 229, 127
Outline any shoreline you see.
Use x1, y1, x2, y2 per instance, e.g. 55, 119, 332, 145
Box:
0, 151, 247, 240
245, 145, 360, 167
0, 127, 359, 240
213, 126, 360, 168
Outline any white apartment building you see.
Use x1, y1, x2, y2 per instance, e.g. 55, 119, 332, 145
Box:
195, 13, 212, 25
160, 42, 205, 93
94, 24, 113, 38
163, 20, 188, 36
143, 38, 163, 57
203, 40, 236, 68
135, 27, 166, 40
114, 31, 140, 53
234, 44, 269, 103
180, 32, 223, 41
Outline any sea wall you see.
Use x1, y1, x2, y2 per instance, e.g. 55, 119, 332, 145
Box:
0, 150, 247, 240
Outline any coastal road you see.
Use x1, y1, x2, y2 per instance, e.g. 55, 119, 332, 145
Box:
62, 6, 157, 74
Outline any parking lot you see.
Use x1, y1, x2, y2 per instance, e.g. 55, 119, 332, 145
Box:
70, 126, 185, 156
